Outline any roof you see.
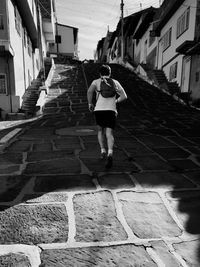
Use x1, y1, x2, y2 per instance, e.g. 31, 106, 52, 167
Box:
133, 7, 157, 39
57, 23, 78, 30
154, 0, 185, 35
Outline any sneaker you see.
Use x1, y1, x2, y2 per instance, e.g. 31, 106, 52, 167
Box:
105, 155, 113, 169
100, 152, 106, 160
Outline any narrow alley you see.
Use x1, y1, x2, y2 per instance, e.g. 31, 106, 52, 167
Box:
0, 60, 200, 266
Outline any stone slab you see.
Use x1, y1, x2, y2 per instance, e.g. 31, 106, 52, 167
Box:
34, 175, 96, 192
81, 158, 139, 172
41, 244, 157, 266
153, 147, 190, 160
23, 193, 68, 203
24, 158, 81, 174
0, 204, 68, 244
184, 171, 200, 185
54, 138, 81, 150
56, 126, 98, 136
134, 155, 173, 171
32, 143, 53, 151
0, 253, 31, 267
98, 173, 135, 189
6, 141, 32, 152
0, 175, 31, 202
168, 159, 200, 171
26, 150, 74, 162
150, 240, 182, 266
74, 191, 127, 242
133, 172, 195, 189
166, 190, 200, 235
137, 135, 176, 148
0, 153, 23, 165
0, 165, 20, 175
118, 191, 182, 238
173, 240, 200, 266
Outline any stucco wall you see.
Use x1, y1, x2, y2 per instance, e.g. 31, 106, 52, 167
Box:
158, 0, 197, 87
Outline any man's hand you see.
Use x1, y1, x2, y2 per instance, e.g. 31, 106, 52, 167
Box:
88, 103, 94, 112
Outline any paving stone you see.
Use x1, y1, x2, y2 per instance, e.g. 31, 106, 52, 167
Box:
150, 240, 182, 266
166, 190, 200, 235
153, 147, 190, 160
0, 253, 31, 267
6, 141, 32, 152
118, 191, 182, 238
0, 165, 20, 174
133, 172, 195, 189
74, 191, 127, 242
137, 135, 176, 148
183, 171, 200, 185
24, 158, 81, 174
0, 204, 68, 244
98, 173, 135, 189
34, 175, 95, 192
168, 159, 200, 171
167, 136, 195, 147
32, 143, 53, 151
0, 153, 23, 165
186, 146, 200, 155
134, 155, 173, 171
40, 244, 157, 266
23, 193, 68, 203
0, 175, 31, 202
81, 158, 139, 172
26, 150, 74, 162
124, 145, 154, 156
54, 137, 81, 150
173, 240, 200, 266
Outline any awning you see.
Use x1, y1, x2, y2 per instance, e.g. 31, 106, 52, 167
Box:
176, 40, 200, 55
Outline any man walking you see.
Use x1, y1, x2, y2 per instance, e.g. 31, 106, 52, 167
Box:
87, 64, 127, 169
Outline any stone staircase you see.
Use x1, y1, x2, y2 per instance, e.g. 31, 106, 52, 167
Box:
42, 59, 89, 117
20, 58, 52, 116
146, 69, 180, 95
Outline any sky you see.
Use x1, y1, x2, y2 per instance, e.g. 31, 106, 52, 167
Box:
55, 0, 161, 60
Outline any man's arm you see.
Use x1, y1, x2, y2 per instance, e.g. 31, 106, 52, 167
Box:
115, 81, 127, 103
87, 81, 96, 112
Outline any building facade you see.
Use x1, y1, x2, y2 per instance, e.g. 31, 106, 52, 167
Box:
95, 0, 200, 103
48, 23, 78, 58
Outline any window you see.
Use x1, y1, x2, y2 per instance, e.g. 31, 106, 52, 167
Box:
0, 14, 4, 30
162, 28, 172, 51
24, 28, 27, 48
14, 6, 21, 36
177, 7, 190, 38
0, 74, 7, 94
55, 35, 61, 43
27, 37, 32, 56
169, 62, 178, 81
195, 71, 199, 82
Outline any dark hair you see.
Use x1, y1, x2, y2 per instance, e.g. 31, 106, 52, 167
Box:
99, 65, 111, 76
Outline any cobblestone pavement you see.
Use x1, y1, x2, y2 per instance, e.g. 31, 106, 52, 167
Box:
1, 66, 200, 266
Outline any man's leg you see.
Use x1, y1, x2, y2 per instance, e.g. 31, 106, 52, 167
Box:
97, 126, 106, 158
105, 127, 114, 168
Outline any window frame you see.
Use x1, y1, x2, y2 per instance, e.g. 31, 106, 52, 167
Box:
169, 62, 178, 81
176, 7, 190, 39
0, 73, 7, 95
0, 14, 4, 30
162, 27, 172, 52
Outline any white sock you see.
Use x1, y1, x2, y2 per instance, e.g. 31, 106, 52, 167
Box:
101, 148, 106, 153
108, 149, 113, 156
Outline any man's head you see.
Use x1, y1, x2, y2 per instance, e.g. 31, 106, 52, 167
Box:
99, 65, 111, 77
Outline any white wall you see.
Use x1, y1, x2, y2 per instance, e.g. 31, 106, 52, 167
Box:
158, 0, 197, 87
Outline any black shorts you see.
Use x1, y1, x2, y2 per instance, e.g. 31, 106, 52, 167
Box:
94, 110, 116, 129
